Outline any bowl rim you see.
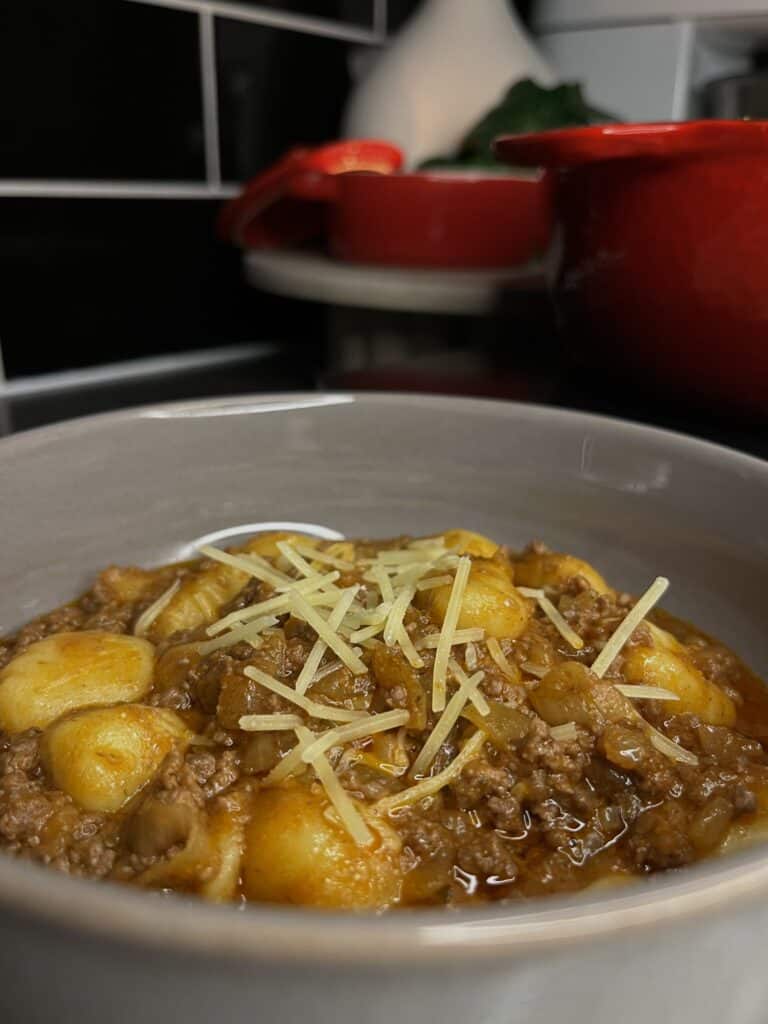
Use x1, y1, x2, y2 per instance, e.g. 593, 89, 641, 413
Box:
3, 390, 768, 966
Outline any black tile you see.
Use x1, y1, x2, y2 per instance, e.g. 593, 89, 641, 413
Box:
228, 1, 374, 29
216, 18, 351, 181
0, 0, 204, 180
0, 198, 329, 378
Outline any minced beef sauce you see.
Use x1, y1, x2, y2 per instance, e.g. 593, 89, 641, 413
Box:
0, 531, 767, 910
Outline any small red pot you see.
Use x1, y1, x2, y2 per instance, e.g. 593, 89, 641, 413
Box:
495, 121, 768, 413
220, 141, 552, 270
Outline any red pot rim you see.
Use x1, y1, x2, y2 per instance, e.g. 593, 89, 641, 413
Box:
493, 119, 768, 168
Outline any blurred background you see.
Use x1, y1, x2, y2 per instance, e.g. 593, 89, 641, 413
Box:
2, 0, 768, 451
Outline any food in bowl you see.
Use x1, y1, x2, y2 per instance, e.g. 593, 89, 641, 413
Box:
0, 528, 766, 911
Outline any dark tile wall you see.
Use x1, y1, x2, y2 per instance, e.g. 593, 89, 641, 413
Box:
216, 18, 352, 181
0, 0, 204, 180
0, 0, 359, 379
0, 197, 329, 378
234, 1, 375, 27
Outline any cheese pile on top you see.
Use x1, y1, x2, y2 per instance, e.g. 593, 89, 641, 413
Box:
172, 531, 682, 845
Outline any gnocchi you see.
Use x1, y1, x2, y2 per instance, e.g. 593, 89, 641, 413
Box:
0, 631, 155, 733
514, 549, 610, 595
423, 557, 530, 639
623, 644, 737, 727
243, 783, 402, 909
41, 704, 191, 812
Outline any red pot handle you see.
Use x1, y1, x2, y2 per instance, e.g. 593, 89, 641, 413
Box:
494, 120, 768, 169
218, 140, 403, 248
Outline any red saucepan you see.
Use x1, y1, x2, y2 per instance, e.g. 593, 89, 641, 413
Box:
495, 120, 768, 414
220, 140, 552, 269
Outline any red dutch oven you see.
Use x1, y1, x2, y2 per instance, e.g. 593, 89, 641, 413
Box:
495, 121, 768, 414
220, 140, 552, 269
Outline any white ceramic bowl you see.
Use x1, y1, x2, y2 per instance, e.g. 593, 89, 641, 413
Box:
2, 393, 768, 1024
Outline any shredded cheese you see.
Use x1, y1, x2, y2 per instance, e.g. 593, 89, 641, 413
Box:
349, 622, 385, 644
615, 684, 680, 702
550, 722, 578, 742
449, 658, 490, 716
295, 586, 360, 695
464, 642, 478, 672
520, 661, 549, 679
244, 666, 368, 723
275, 541, 320, 579
394, 623, 424, 669
648, 725, 699, 766
239, 713, 304, 731
299, 708, 410, 764
408, 536, 446, 550
369, 563, 394, 604
419, 627, 485, 649
517, 587, 584, 651
591, 577, 670, 678
295, 726, 373, 846
206, 571, 340, 635
486, 637, 517, 680
432, 556, 471, 712
196, 614, 278, 655
290, 592, 368, 675
291, 541, 354, 571
370, 548, 446, 566
411, 671, 485, 778
375, 730, 488, 814
263, 728, 315, 785
133, 579, 181, 637
198, 544, 291, 589
383, 585, 416, 647
415, 574, 453, 592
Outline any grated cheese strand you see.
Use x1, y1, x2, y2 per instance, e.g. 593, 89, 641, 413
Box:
239, 713, 304, 731
395, 623, 425, 669
419, 627, 486, 650
550, 722, 578, 742
371, 548, 446, 566
538, 596, 584, 651
244, 666, 368, 723
411, 671, 485, 778
449, 658, 490, 716
349, 622, 386, 644
432, 557, 471, 712
205, 572, 341, 636
520, 661, 549, 679
300, 709, 410, 764
376, 730, 488, 814
198, 544, 291, 589
291, 541, 354, 571
133, 579, 181, 637
408, 536, 446, 550
416, 574, 454, 592
290, 592, 368, 675
486, 637, 517, 680
615, 684, 681, 702
648, 725, 699, 766
370, 563, 394, 604
296, 726, 373, 846
295, 586, 360, 696
263, 728, 315, 785
591, 577, 670, 679
384, 585, 416, 647
196, 615, 278, 655
276, 541, 321, 579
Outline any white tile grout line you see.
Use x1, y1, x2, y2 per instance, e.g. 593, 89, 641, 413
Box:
198, 9, 222, 189
0, 181, 239, 198
0, 343, 277, 398
122, 0, 382, 43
